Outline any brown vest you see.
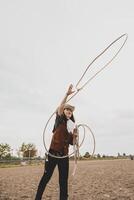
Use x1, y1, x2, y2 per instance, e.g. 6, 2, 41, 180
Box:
49, 122, 73, 155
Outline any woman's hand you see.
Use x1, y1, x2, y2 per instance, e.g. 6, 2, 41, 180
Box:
66, 84, 75, 96
57, 84, 75, 115
73, 128, 78, 138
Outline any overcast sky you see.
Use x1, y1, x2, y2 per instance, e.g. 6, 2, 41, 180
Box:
0, 0, 134, 156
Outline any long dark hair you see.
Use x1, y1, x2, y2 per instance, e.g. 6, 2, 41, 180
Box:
70, 114, 75, 122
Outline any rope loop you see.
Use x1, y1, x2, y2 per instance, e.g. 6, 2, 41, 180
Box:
43, 34, 128, 164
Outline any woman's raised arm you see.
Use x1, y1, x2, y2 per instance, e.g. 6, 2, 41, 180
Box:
56, 84, 75, 115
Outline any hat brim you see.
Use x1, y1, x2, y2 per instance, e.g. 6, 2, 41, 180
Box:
64, 104, 75, 112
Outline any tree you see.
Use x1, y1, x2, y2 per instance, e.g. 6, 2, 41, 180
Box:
0, 143, 11, 159
97, 153, 101, 158
118, 152, 121, 157
19, 143, 37, 158
84, 152, 91, 158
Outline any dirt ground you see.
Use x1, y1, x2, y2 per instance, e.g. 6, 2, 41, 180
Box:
0, 159, 134, 200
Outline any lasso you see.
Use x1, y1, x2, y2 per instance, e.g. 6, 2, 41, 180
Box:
43, 33, 128, 174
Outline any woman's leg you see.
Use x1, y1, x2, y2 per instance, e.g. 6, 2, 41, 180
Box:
58, 157, 69, 200
35, 155, 57, 200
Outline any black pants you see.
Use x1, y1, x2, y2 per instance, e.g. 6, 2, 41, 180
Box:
35, 155, 69, 200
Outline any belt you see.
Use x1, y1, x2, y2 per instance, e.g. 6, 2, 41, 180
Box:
49, 149, 64, 157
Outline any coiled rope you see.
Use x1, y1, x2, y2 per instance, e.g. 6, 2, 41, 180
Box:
43, 33, 128, 162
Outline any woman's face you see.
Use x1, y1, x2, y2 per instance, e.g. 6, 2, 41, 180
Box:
63, 108, 73, 119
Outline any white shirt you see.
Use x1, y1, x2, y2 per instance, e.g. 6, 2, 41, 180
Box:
67, 119, 76, 133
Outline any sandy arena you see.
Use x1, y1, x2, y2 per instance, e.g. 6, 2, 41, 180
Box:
0, 159, 134, 200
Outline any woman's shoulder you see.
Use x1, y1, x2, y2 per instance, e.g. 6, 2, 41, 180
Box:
55, 112, 66, 124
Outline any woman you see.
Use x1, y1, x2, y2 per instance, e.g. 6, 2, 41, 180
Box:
35, 84, 78, 200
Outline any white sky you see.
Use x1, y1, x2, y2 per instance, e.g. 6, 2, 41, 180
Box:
0, 0, 134, 156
